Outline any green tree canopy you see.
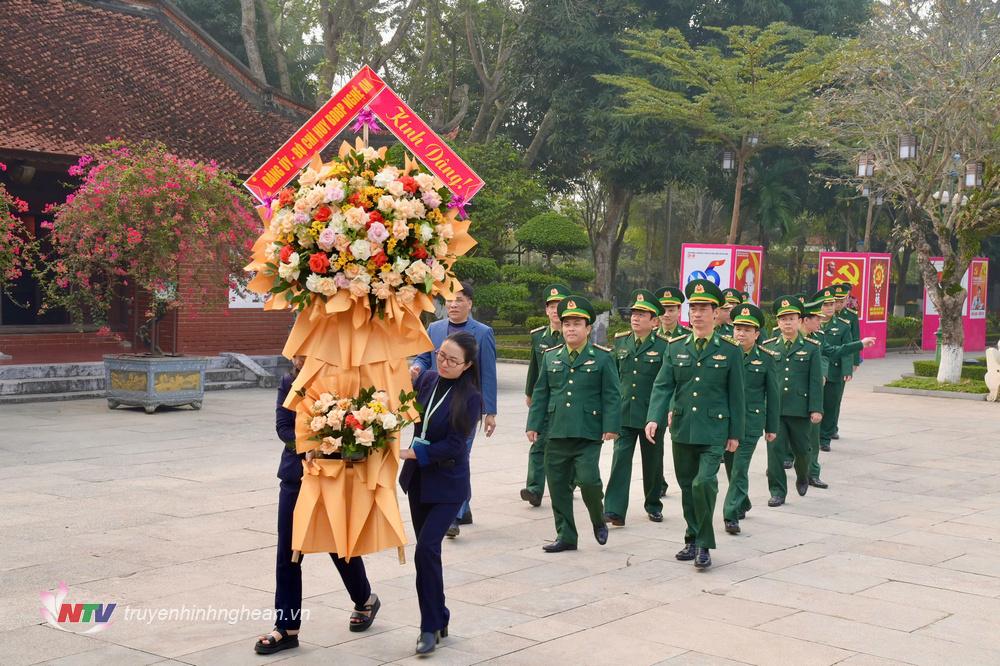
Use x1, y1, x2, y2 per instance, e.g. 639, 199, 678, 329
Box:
515, 212, 589, 267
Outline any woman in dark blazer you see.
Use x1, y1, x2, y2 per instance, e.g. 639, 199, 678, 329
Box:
399, 332, 482, 655
254, 356, 381, 655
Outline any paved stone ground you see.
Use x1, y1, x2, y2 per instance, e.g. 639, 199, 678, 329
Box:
3, 352, 1000, 665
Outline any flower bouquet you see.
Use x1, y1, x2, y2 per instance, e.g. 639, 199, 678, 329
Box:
259, 142, 465, 314
306, 387, 420, 462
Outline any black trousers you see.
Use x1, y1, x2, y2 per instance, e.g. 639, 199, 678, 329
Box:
274, 479, 371, 630
406, 471, 463, 633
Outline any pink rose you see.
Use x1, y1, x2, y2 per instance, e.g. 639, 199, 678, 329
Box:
367, 221, 389, 244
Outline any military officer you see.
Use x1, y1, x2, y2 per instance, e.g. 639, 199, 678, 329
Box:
521, 283, 569, 507
831, 283, 863, 441
657, 286, 690, 338
527, 296, 621, 553
645, 280, 745, 569
723, 303, 779, 535
714, 288, 743, 337
762, 296, 823, 507
604, 290, 669, 526
799, 297, 830, 489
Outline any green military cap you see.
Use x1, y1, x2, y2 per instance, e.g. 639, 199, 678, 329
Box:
773, 295, 804, 317
655, 286, 685, 306
721, 288, 744, 308
831, 283, 851, 299
732, 303, 765, 329
629, 289, 664, 316
544, 283, 570, 303
811, 287, 837, 304
685, 279, 724, 306
802, 298, 822, 317
793, 292, 807, 302
558, 294, 595, 322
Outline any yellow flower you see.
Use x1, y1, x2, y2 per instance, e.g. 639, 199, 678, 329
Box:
387, 238, 397, 251
380, 264, 391, 272
362, 170, 375, 180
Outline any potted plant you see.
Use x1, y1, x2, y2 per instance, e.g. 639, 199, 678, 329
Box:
0, 169, 38, 360
36, 141, 260, 412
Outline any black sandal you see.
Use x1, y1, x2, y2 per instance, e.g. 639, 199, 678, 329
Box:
254, 627, 299, 655
349, 594, 380, 632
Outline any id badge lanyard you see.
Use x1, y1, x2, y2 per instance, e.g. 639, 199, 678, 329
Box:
415, 382, 452, 442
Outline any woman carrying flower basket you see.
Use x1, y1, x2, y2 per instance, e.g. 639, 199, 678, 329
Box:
255, 356, 382, 656
398, 332, 482, 655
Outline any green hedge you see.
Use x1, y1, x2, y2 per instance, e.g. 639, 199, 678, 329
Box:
887, 315, 921, 340
497, 346, 532, 361
912, 360, 987, 381
886, 377, 988, 394
453, 256, 501, 284
495, 334, 531, 347
525, 315, 548, 330
886, 337, 913, 349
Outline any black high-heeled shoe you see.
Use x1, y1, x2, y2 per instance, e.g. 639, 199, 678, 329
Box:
415, 626, 448, 654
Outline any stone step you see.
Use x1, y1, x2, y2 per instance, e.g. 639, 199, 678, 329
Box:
0, 362, 104, 381
205, 368, 246, 382
0, 390, 107, 405
204, 380, 258, 391
0, 375, 106, 396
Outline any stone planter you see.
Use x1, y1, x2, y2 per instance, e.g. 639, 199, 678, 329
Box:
104, 354, 208, 413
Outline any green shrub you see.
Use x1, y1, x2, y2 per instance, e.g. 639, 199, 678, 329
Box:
525, 315, 549, 330
591, 298, 613, 314
497, 346, 532, 361
885, 337, 912, 349
553, 261, 596, 286
499, 300, 534, 326
490, 319, 513, 329
913, 360, 987, 381
453, 256, 501, 284
886, 377, 988, 394
495, 334, 531, 347
888, 315, 921, 340
515, 212, 588, 263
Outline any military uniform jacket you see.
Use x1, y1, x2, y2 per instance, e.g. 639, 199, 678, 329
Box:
817, 318, 866, 383
763, 334, 824, 417
613, 330, 669, 429
527, 342, 621, 440
840, 307, 862, 367
660, 323, 690, 338
646, 333, 746, 446
742, 344, 781, 439
717, 323, 735, 337
525, 325, 562, 396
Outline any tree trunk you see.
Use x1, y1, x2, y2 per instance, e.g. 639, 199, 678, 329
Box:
240, 0, 267, 83
318, 0, 344, 95
892, 245, 911, 317
936, 291, 965, 383
590, 183, 633, 301
524, 107, 555, 169
257, 0, 290, 94
862, 196, 876, 252
726, 155, 745, 245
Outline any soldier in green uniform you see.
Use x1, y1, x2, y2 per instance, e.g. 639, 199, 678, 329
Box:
526, 296, 621, 553
655, 286, 688, 496
762, 296, 823, 507
657, 287, 689, 338
798, 296, 829, 490
714, 288, 742, 337
723, 303, 779, 535
811, 288, 876, 459
645, 280, 745, 569
604, 290, 669, 526
831, 283, 862, 441
521, 283, 569, 507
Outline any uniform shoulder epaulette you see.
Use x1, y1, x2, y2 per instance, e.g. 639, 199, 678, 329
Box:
762, 337, 778, 345
837, 316, 850, 325
656, 331, 671, 341
846, 308, 858, 314
760, 346, 780, 358
614, 330, 631, 338
530, 325, 545, 334
805, 337, 821, 345
813, 329, 826, 337
544, 344, 564, 353
669, 334, 687, 343
593, 343, 612, 352
721, 335, 739, 346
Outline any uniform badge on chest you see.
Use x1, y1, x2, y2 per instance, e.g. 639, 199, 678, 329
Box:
750, 359, 763, 365
712, 354, 726, 361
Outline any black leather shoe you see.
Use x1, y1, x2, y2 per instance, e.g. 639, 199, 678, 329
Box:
832, 433, 840, 440
603, 512, 624, 526
694, 547, 712, 569
647, 512, 663, 523
783, 460, 793, 470
767, 496, 785, 507
446, 521, 460, 538
675, 543, 697, 560
457, 510, 473, 525
809, 477, 829, 489
542, 540, 577, 553
415, 627, 447, 655
820, 442, 831, 452
520, 488, 542, 507
796, 478, 809, 496
594, 523, 609, 545
738, 510, 747, 520
724, 520, 740, 534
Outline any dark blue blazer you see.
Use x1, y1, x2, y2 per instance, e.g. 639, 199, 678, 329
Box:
276, 374, 306, 482
399, 371, 481, 504
412, 316, 498, 415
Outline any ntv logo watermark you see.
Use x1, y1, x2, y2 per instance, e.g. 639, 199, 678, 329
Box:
40, 582, 115, 634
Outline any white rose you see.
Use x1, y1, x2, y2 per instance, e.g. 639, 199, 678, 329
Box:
305, 273, 322, 293
349, 175, 367, 191
264, 243, 281, 262
299, 169, 319, 187
319, 436, 342, 454
414, 173, 434, 191
327, 212, 347, 235
392, 256, 411, 273
374, 168, 399, 188
387, 181, 405, 197
305, 187, 325, 209
377, 195, 395, 212
278, 253, 300, 281
309, 416, 327, 432
405, 260, 429, 283
345, 206, 368, 230
379, 412, 398, 430
362, 146, 380, 162
418, 224, 434, 243
349, 239, 372, 260
430, 261, 446, 282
